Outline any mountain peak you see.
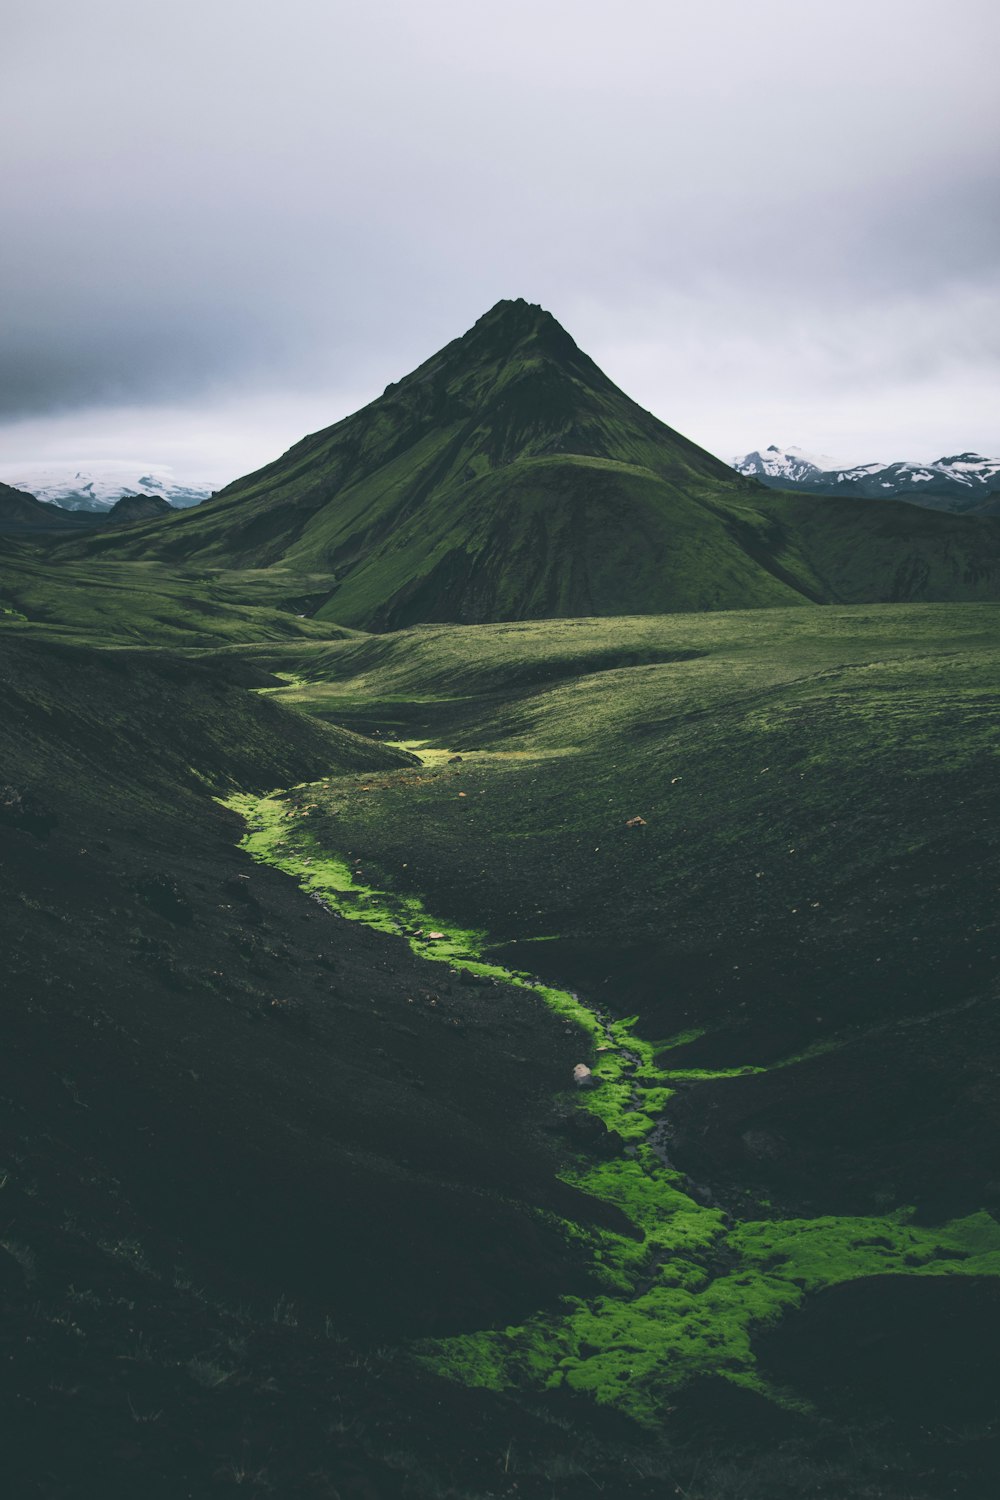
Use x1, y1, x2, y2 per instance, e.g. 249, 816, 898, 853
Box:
481, 296, 548, 322
449, 297, 584, 372
71, 304, 1000, 627
87, 302, 757, 623
473, 296, 561, 331
376, 297, 610, 424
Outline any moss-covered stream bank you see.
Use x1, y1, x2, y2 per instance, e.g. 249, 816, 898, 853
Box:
226, 771, 1000, 1428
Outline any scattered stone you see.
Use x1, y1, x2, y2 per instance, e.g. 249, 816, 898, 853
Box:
625, 815, 647, 828
573, 1063, 594, 1086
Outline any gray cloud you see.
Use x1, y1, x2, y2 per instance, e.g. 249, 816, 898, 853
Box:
1, 0, 998, 470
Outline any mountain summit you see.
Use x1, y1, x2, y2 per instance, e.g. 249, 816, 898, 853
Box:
83, 301, 1000, 625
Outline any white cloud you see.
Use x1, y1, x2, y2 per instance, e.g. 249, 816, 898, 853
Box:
0, 386, 380, 490
1, 0, 998, 477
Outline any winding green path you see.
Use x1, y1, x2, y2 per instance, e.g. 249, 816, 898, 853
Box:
225, 777, 1000, 1424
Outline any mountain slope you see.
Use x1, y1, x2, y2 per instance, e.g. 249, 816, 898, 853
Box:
760, 492, 1000, 603
74, 300, 806, 623
71, 300, 1000, 626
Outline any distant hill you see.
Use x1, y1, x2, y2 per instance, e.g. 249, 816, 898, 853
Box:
0, 483, 175, 535
971, 488, 1000, 518
735, 444, 1000, 513
0, 482, 103, 534
104, 492, 175, 525
70, 300, 1000, 625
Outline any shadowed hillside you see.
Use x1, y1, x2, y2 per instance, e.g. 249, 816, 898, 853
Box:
0, 481, 102, 534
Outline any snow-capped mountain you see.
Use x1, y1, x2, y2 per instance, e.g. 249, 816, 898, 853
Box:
732, 445, 840, 485
0, 462, 212, 512
733, 446, 1000, 513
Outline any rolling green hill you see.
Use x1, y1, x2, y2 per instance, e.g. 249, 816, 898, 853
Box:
69, 299, 1000, 627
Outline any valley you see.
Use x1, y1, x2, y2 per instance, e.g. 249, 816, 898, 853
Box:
6, 595, 997, 1496
3, 303, 999, 1498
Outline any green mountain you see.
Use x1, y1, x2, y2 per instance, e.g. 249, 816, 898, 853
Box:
76, 299, 1000, 626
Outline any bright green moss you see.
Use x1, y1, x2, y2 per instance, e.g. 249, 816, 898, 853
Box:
223, 788, 616, 1046
415, 1200, 1000, 1425
731, 1209, 1000, 1289
226, 779, 1000, 1427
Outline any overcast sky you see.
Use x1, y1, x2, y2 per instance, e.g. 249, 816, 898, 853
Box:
2, 0, 998, 486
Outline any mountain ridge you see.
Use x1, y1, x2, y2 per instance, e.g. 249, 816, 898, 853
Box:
0, 483, 175, 535
735, 444, 1000, 513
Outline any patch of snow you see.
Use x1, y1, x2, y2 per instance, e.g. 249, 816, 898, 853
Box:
732, 444, 838, 482
0, 461, 212, 511
730, 444, 1000, 505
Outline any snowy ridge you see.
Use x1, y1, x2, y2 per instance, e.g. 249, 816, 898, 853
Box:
733, 446, 1000, 512
732, 444, 840, 484
0, 462, 212, 511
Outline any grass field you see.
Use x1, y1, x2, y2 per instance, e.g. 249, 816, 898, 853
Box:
0, 546, 344, 645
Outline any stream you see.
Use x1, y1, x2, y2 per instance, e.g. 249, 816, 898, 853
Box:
223, 764, 1000, 1424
